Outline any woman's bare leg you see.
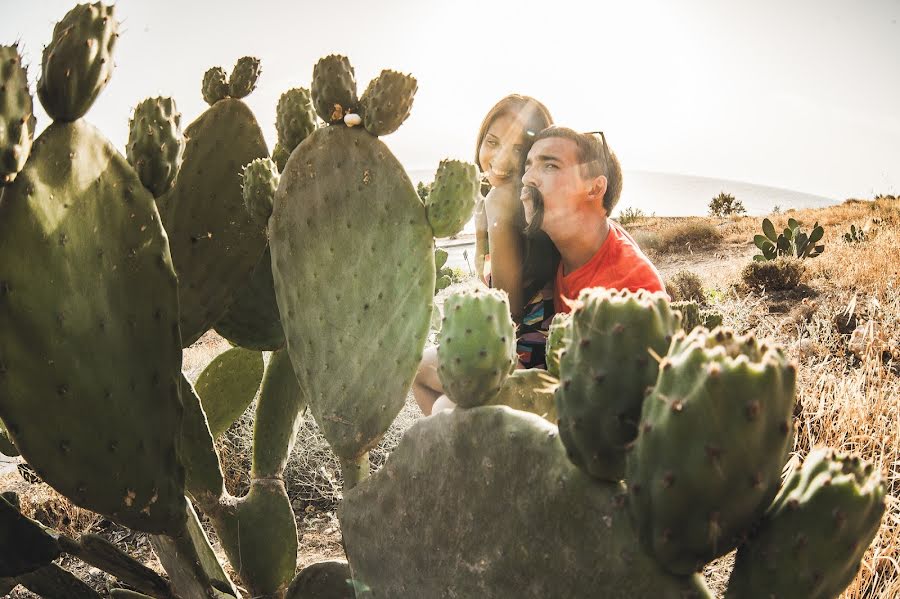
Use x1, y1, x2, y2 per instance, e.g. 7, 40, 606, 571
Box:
412, 345, 443, 416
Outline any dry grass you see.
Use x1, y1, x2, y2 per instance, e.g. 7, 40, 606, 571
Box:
630, 218, 723, 255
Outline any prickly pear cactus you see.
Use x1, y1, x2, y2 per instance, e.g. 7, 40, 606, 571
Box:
214, 248, 285, 351
202, 67, 229, 106
726, 448, 885, 599
285, 560, 354, 599
310, 55, 357, 123
0, 45, 35, 186
194, 347, 264, 438
545, 311, 571, 378
359, 70, 417, 137
276, 88, 317, 151
157, 66, 269, 346
228, 56, 261, 99
437, 288, 517, 407
270, 55, 433, 488
626, 327, 796, 575
426, 159, 479, 238
0, 119, 186, 534
556, 288, 680, 482
126, 96, 184, 198
241, 156, 279, 226
36, 2, 118, 122
0, 494, 60, 577
671, 300, 701, 332
339, 407, 712, 598
433, 247, 451, 294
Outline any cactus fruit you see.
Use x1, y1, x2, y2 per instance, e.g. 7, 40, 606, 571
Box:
36, 2, 118, 122
276, 87, 317, 151
126, 97, 184, 198
626, 327, 797, 575
202, 67, 230, 106
157, 91, 269, 346
359, 70, 417, 137
214, 248, 285, 351
0, 45, 35, 186
426, 159, 479, 238
241, 156, 279, 226
545, 312, 572, 378
271, 59, 433, 489
339, 406, 712, 598
228, 56, 262, 99
556, 288, 680, 482
310, 55, 357, 123
194, 347, 265, 438
0, 120, 186, 535
272, 142, 290, 172
726, 448, 885, 599
485, 368, 558, 423
437, 288, 517, 407
286, 560, 354, 599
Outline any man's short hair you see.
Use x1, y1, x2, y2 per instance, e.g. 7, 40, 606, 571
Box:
531, 126, 623, 215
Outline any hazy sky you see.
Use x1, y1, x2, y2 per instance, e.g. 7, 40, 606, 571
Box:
5, 0, 899, 200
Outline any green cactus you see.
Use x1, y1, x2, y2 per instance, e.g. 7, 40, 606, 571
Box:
754, 217, 825, 261
126, 96, 184, 198
241, 156, 279, 226
545, 312, 572, 378
359, 70, 417, 136
484, 368, 559, 423
202, 67, 230, 106
272, 141, 291, 172
156, 65, 269, 346
726, 448, 885, 599
0, 494, 60, 578
310, 54, 357, 123
285, 560, 354, 599
843, 223, 867, 243
194, 347, 265, 438
214, 247, 285, 351
626, 327, 797, 575
339, 406, 712, 598
276, 87, 318, 151
228, 56, 262, 99
671, 300, 702, 332
433, 247, 452, 294
0, 45, 35, 186
270, 55, 433, 490
556, 288, 680, 482
36, 2, 118, 122
426, 159, 479, 238
437, 288, 517, 407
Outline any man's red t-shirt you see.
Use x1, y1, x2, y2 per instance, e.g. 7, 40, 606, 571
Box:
554, 221, 665, 313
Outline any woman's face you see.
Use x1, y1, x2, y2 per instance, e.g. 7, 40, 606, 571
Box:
478, 113, 528, 188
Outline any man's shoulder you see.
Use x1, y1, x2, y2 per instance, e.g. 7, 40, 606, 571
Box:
603, 222, 665, 292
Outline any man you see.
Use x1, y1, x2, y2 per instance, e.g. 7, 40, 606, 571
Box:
520, 126, 664, 312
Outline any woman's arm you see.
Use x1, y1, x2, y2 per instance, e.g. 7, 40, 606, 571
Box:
473, 196, 489, 285
483, 185, 525, 322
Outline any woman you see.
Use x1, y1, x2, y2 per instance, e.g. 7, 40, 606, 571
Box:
413, 95, 558, 416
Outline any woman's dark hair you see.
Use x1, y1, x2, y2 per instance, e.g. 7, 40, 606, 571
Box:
475, 95, 558, 300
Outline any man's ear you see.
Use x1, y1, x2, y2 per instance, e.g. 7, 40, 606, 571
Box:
587, 175, 608, 202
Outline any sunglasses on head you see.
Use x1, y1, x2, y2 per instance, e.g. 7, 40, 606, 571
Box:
582, 131, 610, 175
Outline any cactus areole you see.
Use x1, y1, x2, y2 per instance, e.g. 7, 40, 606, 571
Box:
270, 122, 434, 479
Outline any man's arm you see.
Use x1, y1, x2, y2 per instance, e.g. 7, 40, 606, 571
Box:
483, 185, 524, 322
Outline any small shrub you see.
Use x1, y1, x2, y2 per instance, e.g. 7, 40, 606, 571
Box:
741, 257, 805, 291
709, 192, 746, 217
771, 205, 781, 214
666, 270, 705, 303
641, 221, 722, 254
447, 266, 469, 283
615, 206, 646, 226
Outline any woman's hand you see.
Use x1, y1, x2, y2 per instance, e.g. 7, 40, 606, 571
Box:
483, 184, 524, 228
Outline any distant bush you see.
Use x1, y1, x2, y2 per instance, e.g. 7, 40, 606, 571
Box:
615, 206, 646, 226
640, 221, 722, 254
447, 266, 470, 283
741, 257, 805, 291
709, 192, 746, 217
417, 181, 432, 202
665, 270, 705, 303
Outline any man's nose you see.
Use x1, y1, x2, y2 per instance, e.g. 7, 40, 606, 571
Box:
522, 164, 536, 188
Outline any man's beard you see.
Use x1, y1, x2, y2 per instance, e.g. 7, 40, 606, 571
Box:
522, 185, 545, 238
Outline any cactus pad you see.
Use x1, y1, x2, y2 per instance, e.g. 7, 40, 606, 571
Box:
0, 45, 35, 186
241, 156, 279, 226
270, 124, 433, 463
556, 288, 680, 481
437, 288, 517, 407
726, 448, 885, 599
157, 98, 269, 346
626, 327, 797, 575
286, 560, 354, 599
339, 406, 712, 598
214, 248, 285, 351
425, 159, 479, 238
251, 349, 307, 478
126, 96, 184, 198
177, 374, 224, 502
202, 67, 229, 106
545, 311, 572, 378
276, 87, 317, 151
228, 56, 261, 99
194, 347, 264, 438
359, 70, 417, 136
37, 2, 118, 122
0, 494, 61, 577
0, 121, 185, 534
311, 55, 357, 123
